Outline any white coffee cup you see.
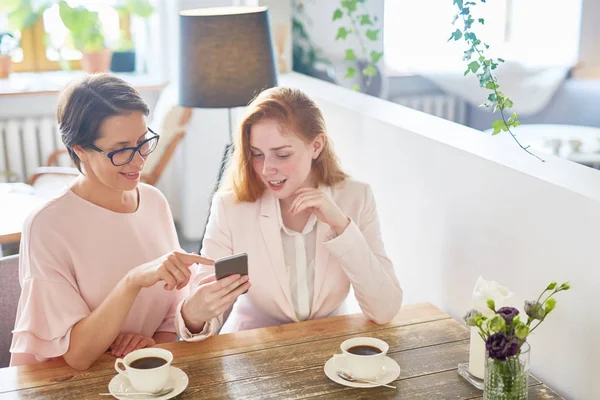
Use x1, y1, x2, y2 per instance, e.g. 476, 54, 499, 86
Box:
114, 348, 173, 393
332, 337, 389, 380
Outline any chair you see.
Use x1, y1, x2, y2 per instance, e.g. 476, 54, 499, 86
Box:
26, 83, 192, 199
0, 254, 19, 368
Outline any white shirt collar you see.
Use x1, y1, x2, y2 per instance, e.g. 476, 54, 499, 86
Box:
276, 198, 318, 236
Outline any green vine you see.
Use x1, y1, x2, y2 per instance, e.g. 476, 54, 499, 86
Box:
333, 0, 383, 92
449, 0, 544, 161
292, 0, 333, 79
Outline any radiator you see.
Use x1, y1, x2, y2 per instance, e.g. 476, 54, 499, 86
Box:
390, 94, 468, 125
0, 117, 68, 183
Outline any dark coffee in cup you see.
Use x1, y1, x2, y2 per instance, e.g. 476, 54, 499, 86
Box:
347, 345, 383, 356
129, 356, 168, 370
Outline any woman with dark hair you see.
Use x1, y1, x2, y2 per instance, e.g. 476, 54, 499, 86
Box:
9, 74, 214, 370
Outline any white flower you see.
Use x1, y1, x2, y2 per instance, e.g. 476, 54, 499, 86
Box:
471, 276, 513, 318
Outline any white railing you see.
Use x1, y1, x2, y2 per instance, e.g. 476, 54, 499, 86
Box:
181, 73, 599, 400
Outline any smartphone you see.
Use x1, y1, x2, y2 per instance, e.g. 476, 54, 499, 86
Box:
215, 253, 249, 293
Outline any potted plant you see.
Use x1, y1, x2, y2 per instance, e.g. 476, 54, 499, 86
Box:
0, 33, 19, 78
110, 0, 153, 73
58, 0, 111, 73
0, 0, 54, 77
463, 281, 570, 399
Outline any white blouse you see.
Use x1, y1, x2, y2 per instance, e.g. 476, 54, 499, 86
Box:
276, 200, 318, 321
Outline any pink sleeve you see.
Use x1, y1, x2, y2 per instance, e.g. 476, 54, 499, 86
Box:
323, 184, 403, 324
9, 216, 90, 365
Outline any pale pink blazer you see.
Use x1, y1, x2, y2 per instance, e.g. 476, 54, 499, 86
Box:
176, 179, 402, 340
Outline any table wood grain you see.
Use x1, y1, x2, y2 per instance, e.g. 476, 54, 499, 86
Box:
0, 303, 563, 399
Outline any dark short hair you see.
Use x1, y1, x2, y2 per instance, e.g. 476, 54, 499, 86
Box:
56, 73, 150, 171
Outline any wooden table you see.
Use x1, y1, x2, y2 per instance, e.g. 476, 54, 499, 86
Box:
0, 303, 563, 399
0, 192, 43, 245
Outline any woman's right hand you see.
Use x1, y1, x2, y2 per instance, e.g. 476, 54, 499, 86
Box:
182, 274, 251, 326
127, 251, 214, 291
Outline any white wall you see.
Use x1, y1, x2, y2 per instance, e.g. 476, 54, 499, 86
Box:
271, 73, 595, 400
179, 73, 599, 398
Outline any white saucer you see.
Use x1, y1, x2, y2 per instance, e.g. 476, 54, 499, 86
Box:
324, 355, 401, 388
108, 366, 189, 400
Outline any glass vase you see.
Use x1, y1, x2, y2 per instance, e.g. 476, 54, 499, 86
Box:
483, 343, 530, 400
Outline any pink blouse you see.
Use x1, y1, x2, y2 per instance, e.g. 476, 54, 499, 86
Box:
10, 184, 182, 366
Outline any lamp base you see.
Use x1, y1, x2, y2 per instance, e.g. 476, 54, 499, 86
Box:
457, 363, 484, 390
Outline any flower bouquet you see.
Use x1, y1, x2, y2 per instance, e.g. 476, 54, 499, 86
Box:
463, 281, 570, 400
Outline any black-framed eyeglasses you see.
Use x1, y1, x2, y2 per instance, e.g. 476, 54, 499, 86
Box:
87, 128, 160, 167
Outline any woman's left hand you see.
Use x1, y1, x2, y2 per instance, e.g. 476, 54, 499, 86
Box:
289, 188, 350, 235
109, 333, 156, 357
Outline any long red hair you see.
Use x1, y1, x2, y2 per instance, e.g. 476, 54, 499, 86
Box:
221, 87, 348, 202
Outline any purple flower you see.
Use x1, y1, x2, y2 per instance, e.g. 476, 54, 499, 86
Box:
496, 306, 519, 324
486, 332, 521, 361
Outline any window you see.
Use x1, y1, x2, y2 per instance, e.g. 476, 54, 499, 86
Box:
384, 0, 583, 73
1, 0, 140, 73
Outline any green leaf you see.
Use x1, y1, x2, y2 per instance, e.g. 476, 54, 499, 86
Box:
479, 18, 485, 24
0, 0, 21, 13
515, 324, 530, 340
8, 6, 38, 31
498, 57, 505, 62
492, 119, 506, 135
341, 0, 357, 12
464, 32, 477, 42
336, 27, 350, 40
345, 49, 357, 61
512, 120, 521, 128
370, 50, 383, 63
485, 81, 499, 90
352, 84, 360, 91
488, 93, 497, 102
460, 7, 470, 15
333, 8, 343, 21
452, 14, 459, 25
505, 98, 514, 109
362, 64, 377, 77
345, 66, 356, 78
468, 61, 480, 73
487, 315, 505, 332
544, 297, 557, 314
465, 16, 474, 29
487, 299, 496, 312
453, 0, 464, 9
359, 14, 373, 25
126, 0, 154, 18
448, 29, 462, 42
365, 29, 379, 41
464, 68, 470, 76
479, 56, 485, 62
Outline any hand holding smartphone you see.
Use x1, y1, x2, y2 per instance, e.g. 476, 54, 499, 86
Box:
215, 253, 249, 294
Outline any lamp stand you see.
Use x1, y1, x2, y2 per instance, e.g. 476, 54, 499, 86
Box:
199, 108, 234, 253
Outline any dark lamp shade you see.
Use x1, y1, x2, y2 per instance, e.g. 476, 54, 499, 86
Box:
179, 6, 278, 108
